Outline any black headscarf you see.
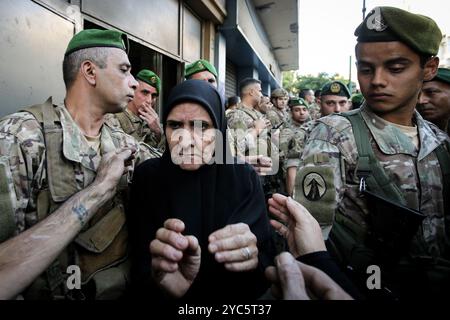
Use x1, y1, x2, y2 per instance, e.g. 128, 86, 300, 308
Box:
128, 80, 275, 301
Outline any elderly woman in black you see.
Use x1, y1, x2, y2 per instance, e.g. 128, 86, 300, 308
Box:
128, 80, 275, 300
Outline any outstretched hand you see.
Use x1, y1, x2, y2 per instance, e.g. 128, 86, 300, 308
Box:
268, 194, 326, 257
265, 252, 353, 300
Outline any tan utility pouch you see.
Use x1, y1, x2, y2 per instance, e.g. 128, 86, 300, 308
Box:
75, 205, 128, 284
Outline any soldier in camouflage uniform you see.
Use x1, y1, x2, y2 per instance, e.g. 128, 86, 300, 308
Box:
301, 89, 321, 120
226, 78, 282, 191
279, 98, 310, 195
226, 78, 271, 160
295, 7, 450, 299
106, 69, 165, 152
267, 88, 290, 129
284, 82, 352, 194
185, 59, 218, 89
417, 68, 450, 136
255, 95, 273, 116
0, 29, 159, 300
318, 81, 351, 119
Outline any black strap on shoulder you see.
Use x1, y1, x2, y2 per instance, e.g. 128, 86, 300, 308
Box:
435, 141, 450, 242
339, 110, 406, 205
239, 107, 260, 121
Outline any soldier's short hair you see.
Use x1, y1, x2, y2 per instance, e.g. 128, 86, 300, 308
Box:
299, 89, 314, 99
227, 96, 240, 107
239, 78, 261, 96
62, 47, 109, 89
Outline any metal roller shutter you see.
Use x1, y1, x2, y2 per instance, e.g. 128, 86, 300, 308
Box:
225, 60, 238, 99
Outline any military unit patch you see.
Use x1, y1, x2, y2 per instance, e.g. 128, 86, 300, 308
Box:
303, 172, 327, 201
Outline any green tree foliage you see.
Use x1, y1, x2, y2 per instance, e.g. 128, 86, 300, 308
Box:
282, 71, 357, 96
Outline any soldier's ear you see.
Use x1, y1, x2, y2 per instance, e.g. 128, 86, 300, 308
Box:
80, 60, 97, 86
423, 56, 439, 82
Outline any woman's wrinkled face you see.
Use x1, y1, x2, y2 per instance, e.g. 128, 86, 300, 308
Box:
165, 102, 216, 171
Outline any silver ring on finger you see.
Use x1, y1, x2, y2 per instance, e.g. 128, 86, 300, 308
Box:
243, 247, 251, 260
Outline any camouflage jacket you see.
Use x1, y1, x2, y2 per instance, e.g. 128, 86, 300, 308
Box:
280, 121, 309, 170
226, 103, 272, 157
0, 104, 151, 234
0, 103, 162, 299
105, 108, 165, 151
307, 102, 321, 120
282, 120, 317, 169
265, 108, 290, 130
295, 104, 450, 260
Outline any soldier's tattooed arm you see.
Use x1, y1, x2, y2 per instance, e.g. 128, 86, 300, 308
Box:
72, 204, 89, 226
0, 148, 134, 299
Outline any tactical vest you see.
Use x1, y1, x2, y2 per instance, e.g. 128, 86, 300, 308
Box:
328, 109, 450, 297
4, 98, 131, 300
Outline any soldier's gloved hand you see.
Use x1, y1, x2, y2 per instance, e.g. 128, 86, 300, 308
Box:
150, 219, 201, 298
208, 223, 258, 272
265, 252, 353, 300
95, 147, 136, 188
268, 194, 326, 257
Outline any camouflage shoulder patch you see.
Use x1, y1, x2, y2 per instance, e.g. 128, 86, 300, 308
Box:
316, 114, 352, 134
293, 165, 337, 233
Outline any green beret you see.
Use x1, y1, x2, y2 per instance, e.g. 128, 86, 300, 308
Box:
321, 81, 351, 98
65, 29, 129, 56
271, 88, 289, 98
431, 68, 450, 86
185, 59, 218, 79
355, 6, 442, 56
136, 69, 161, 95
289, 97, 308, 108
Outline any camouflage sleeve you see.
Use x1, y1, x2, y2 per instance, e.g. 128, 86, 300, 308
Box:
226, 109, 253, 131
279, 127, 293, 158
293, 117, 352, 239
142, 130, 163, 149
107, 122, 161, 184
226, 110, 257, 157
266, 110, 282, 128
284, 128, 308, 169
137, 142, 162, 164
0, 113, 46, 236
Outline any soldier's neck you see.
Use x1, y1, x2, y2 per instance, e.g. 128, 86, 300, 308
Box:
127, 101, 139, 116
64, 93, 105, 137
371, 104, 416, 127
241, 98, 255, 110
